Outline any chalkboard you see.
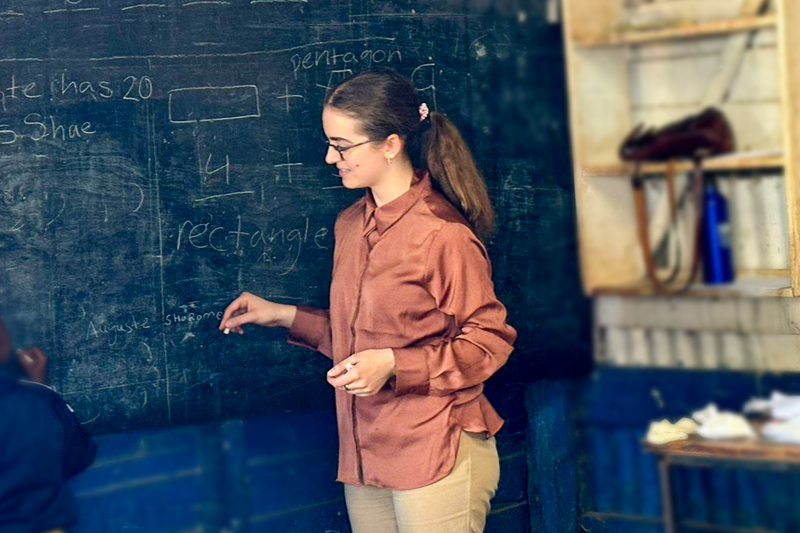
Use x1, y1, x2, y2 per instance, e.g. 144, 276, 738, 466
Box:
0, 0, 590, 434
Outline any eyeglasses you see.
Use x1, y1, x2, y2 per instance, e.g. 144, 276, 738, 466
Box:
325, 139, 377, 161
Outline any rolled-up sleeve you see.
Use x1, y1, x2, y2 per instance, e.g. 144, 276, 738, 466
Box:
287, 305, 333, 359
392, 222, 516, 396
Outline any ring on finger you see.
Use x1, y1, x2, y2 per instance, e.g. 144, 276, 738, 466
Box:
344, 384, 351, 391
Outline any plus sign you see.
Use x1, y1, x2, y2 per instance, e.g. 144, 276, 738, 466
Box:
274, 149, 303, 183
277, 84, 305, 113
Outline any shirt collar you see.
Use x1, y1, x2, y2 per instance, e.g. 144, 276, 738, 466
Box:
364, 169, 430, 235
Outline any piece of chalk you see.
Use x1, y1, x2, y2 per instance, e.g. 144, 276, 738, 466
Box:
223, 328, 231, 335
17, 349, 34, 364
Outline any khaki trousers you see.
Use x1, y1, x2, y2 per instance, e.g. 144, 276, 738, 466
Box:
344, 431, 500, 533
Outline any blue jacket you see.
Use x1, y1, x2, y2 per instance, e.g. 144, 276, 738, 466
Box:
0, 373, 96, 533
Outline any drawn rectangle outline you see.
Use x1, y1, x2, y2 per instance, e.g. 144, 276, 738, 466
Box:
168, 85, 261, 124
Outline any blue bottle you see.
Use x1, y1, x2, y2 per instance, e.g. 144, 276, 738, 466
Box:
701, 175, 735, 284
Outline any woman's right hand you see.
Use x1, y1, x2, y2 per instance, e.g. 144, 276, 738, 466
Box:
219, 292, 297, 334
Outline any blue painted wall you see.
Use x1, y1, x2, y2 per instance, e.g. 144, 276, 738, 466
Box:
75, 371, 800, 533
79, 371, 800, 533
67, 384, 530, 533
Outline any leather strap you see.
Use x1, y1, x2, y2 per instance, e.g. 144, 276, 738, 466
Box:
632, 159, 704, 294
661, 160, 681, 285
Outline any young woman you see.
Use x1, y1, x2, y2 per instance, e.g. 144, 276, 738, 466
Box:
219, 68, 516, 533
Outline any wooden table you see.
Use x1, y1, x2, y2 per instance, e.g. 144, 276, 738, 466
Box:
644, 429, 800, 533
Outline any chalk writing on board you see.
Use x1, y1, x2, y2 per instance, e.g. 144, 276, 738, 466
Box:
252, 0, 308, 4
0, 71, 157, 116
200, 153, 231, 184
121, 4, 166, 11
164, 305, 223, 326
274, 149, 302, 183
43, 7, 101, 14
168, 85, 261, 124
48, 73, 153, 103
0, 75, 43, 111
86, 315, 152, 346
128, 183, 145, 213
277, 84, 304, 113
121, 75, 154, 101
193, 191, 255, 203
0, 114, 96, 145
183, 1, 231, 6
1, 177, 147, 236
317, 69, 352, 92
411, 63, 438, 111
176, 215, 330, 273
46, 193, 67, 226
291, 47, 402, 78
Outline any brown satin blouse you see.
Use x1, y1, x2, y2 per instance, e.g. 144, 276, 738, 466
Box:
287, 169, 517, 490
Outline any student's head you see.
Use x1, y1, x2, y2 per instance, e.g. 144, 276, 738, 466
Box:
322, 68, 495, 240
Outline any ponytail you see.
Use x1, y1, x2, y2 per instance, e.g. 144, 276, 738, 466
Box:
417, 112, 495, 241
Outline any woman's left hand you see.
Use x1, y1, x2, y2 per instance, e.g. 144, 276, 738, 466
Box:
327, 349, 396, 396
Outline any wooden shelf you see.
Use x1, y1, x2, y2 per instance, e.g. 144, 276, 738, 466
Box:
564, 0, 800, 299
593, 276, 793, 298
581, 154, 784, 178
576, 15, 777, 48
641, 154, 784, 176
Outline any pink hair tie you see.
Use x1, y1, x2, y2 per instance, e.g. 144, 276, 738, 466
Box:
418, 102, 430, 122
